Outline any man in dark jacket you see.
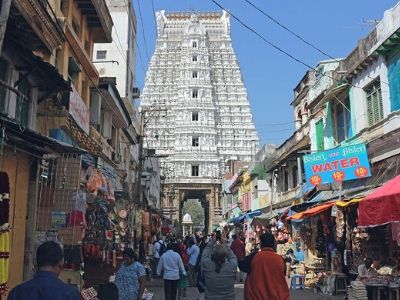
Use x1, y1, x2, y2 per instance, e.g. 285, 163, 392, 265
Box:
8, 241, 80, 300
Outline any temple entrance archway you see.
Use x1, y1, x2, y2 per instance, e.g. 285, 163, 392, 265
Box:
161, 183, 221, 234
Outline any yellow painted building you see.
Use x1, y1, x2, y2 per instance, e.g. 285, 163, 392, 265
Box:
37, 0, 113, 146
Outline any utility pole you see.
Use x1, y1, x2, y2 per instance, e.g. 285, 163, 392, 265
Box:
137, 107, 167, 207
0, 0, 12, 54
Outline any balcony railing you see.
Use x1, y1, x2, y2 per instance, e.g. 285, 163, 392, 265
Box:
309, 72, 334, 104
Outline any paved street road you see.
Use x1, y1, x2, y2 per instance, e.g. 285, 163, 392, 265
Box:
145, 279, 344, 300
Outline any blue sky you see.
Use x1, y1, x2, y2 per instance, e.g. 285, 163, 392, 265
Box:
132, 0, 398, 146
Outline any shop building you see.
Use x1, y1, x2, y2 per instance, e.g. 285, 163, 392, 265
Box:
223, 2, 400, 297
0, 0, 92, 292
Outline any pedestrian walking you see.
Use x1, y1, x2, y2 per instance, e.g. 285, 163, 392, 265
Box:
152, 236, 166, 277
201, 236, 237, 300
157, 243, 186, 300
230, 234, 245, 282
244, 233, 290, 300
115, 248, 146, 300
196, 238, 208, 300
177, 265, 188, 300
8, 241, 81, 300
186, 238, 200, 287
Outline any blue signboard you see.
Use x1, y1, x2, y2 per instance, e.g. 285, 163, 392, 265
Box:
303, 143, 371, 186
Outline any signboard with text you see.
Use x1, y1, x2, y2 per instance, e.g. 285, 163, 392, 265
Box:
69, 84, 90, 134
303, 143, 371, 186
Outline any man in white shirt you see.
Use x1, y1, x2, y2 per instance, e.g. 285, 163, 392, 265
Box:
152, 237, 165, 278
157, 243, 186, 300
186, 238, 200, 287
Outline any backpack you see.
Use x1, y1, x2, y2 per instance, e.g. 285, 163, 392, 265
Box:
157, 241, 167, 256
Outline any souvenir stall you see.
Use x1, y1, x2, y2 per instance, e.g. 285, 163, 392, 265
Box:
150, 212, 161, 239
83, 167, 121, 288
344, 176, 400, 299
33, 154, 87, 290
287, 202, 342, 292
142, 210, 151, 245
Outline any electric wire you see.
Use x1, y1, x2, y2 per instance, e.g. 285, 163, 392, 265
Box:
151, 0, 158, 36
136, 0, 150, 61
211, 0, 379, 93
242, 0, 389, 86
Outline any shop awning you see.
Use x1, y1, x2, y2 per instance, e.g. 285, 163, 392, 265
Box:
336, 198, 363, 208
291, 190, 341, 212
233, 214, 246, 223
256, 206, 291, 221
314, 83, 349, 110
358, 175, 400, 227
287, 202, 335, 220
336, 186, 376, 207
246, 210, 262, 220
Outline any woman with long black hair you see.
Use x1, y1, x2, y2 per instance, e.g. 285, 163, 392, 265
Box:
200, 235, 237, 300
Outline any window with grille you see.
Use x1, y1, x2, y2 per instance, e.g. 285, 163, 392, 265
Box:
365, 79, 383, 126
191, 165, 199, 176
96, 50, 107, 60
192, 89, 198, 98
192, 55, 198, 62
192, 112, 199, 121
333, 97, 351, 144
192, 137, 199, 147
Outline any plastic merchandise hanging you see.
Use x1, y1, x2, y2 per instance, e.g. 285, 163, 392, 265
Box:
0, 172, 10, 295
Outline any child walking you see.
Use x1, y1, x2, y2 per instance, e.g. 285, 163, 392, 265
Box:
178, 265, 189, 300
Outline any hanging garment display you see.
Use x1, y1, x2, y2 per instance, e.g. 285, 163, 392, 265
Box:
316, 218, 327, 258
391, 222, 400, 247
336, 209, 345, 241
0, 172, 10, 295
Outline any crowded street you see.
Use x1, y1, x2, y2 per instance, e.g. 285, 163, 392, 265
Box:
146, 278, 345, 300
1, 0, 400, 299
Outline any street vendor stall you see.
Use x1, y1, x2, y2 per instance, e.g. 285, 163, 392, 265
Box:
350, 176, 400, 298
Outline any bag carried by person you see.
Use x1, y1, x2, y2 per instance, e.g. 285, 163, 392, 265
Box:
157, 241, 167, 256
238, 251, 257, 273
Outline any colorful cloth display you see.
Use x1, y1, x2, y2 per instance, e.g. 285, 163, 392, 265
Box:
0, 172, 10, 295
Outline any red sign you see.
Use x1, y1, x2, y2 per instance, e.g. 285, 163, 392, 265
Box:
332, 170, 345, 182
69, 84, 90, 134
355, 166, 369, 178
310, 175, 322, 186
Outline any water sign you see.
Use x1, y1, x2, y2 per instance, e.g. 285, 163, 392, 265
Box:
303, 143, 371, 186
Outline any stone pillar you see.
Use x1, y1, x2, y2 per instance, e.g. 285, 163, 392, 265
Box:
207, 190, 214, 233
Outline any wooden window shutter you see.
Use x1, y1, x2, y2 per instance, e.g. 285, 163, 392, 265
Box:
102, 111, 112, 139
90, 92, 101, 125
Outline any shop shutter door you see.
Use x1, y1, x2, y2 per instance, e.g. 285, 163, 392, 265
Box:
315, 119, 324, 151
388, 51, 400, 112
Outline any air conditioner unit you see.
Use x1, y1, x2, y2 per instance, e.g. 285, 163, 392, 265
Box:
132, 87, 140, 98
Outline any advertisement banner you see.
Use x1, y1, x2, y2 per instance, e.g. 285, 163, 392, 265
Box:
69, 84, 90, 134
303, 143, 371, 186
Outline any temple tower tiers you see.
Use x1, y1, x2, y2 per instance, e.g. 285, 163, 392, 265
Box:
141, 10, 259, 188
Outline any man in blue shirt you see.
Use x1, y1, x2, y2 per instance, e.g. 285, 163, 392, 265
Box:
186, 238, 200, 287
8, 241, 80, 300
